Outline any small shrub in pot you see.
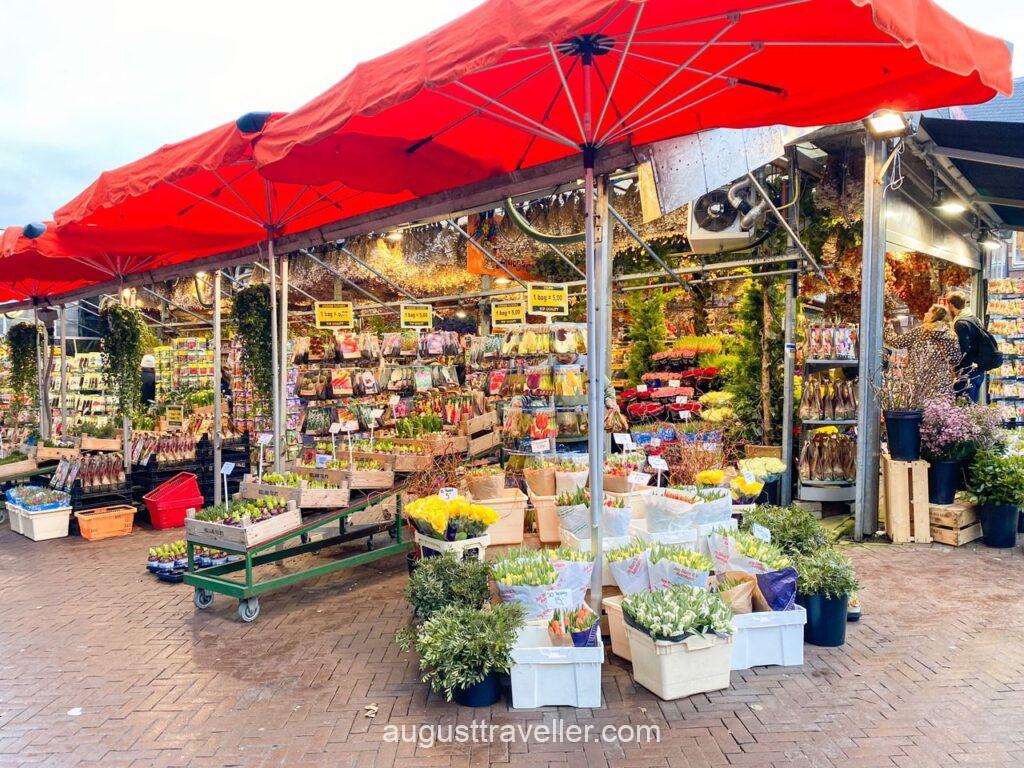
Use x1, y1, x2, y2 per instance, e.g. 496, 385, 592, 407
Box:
795, 546, 859, 647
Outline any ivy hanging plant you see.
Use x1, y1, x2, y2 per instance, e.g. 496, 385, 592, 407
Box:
6, 323, 39, 417
99, 303, 145, 421
230, 285, 274, 413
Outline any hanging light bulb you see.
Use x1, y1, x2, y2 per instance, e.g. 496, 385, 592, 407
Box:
934, 190, 967, 215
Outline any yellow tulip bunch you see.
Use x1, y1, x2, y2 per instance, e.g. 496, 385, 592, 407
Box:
730, 475, 765, 502
405, 494, 499, 536
695, 469, 725, 487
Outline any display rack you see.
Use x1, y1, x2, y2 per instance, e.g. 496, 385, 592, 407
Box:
986, 280, 1024, 427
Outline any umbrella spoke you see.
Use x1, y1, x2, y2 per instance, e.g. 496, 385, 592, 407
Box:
167, 180, 264, 228
626, 49, 784, 94
515, 57, 580, 170
548, 44, 586, 142
602, 80, 736, 147
606, 0, 810, 40
436, 86, 579, 149
596, 2, 644, 139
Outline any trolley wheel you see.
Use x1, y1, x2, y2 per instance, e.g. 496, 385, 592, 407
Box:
0, 507, 6, 525
366, 534, 375, 551
388, 523, 398, 540
193, 588, 214, 609
238, 598, 260, 623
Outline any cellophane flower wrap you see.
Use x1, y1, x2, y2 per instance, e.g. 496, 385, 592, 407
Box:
492, 549, 557, 620
622, 584, 733, 641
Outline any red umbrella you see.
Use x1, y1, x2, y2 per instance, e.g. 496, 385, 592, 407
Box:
0, 225, 122, 304
53, 113, 410, 266
255, 0, 1010, 190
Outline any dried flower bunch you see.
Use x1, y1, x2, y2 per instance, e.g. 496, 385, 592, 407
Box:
875, 348, 960, 411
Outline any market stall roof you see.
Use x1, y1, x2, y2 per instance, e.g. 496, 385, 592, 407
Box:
256, 0, 1011, 192
919, 116, 1024, 230
0, 226, 119, 304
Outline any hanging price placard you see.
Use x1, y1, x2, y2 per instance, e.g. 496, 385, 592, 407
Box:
400, 304, 433, 329
527, 282, 569, 317
314, 301, 354, 330
491, 300, 526, 327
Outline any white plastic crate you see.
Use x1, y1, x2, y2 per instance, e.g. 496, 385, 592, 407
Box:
625, 624, 732, 701
604, 488, 654, 520
413, 531, 490, 561
602, 594, 631, 661
8, 503, 72, 541
510, 625, 604, 708
628, 516, 737, 556
730, 607, 806, 670
559, 528, 628, 586
7, 504, 24, 534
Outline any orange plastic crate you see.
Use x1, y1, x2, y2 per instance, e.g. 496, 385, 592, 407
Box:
75, 505, 136, 541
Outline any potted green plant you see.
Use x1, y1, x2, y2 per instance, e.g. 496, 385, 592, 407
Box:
965, 450, 1024, 548
399, 603, 524, 707
403, 554, 491, 620
794, 546, 859, 647
621, 585, 734, 700
739, 504, 831, 556
918, 396, 979, 504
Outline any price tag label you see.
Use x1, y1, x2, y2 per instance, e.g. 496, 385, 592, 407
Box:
613, 433, 630, 446
752, 523, 772, 542
329, 422, 343, 435
388, 394, 401, 406
650, 437, 661, 448
669, 380, 681, 388
636, 384, 648, 393
342, 420, 359, 432
220, 462, 236, 476
648, 455, 669, 472
369, 408, 385, 420
741, 470, 757, 484
627, 471, 652, 486
257, 433, 273, 446
677, 410, 692, 422
531, 438, 551, 454
547, 588, 575, 611
315, 454, 331, 468
622, 439, 637, 451
438, 487, 458, 501
676, 396, 689, 404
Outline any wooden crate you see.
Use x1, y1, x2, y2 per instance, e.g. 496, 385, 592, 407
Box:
185, 501, 302, 550
929, 500, 982, 547
237, 474, 350, 509
744, 445, 783, 459
35, 445, 80, 462
881, 456, 932, 544
348, 492, 398, 526
460, 410, 499, 436
80, 437, 122, 452
468, 430, 501, 457
0, 458, 38, 480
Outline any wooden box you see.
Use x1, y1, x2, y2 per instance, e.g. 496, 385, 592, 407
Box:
881, 456, 932, 544
35, 445, 80, 462
468, 430, 501, 457
237, 474, 350, 509
185, 500, 301, 550
80, 437, 122, 452
347, 492, 398, 526
460, 410, 499, 437
0, 458, 38, 480
929, 500, 982, 547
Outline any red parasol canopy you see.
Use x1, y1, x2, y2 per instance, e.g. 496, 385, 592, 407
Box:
53, 114, 412, 265
255, 0, 1010, 195
0, 225, 115, 303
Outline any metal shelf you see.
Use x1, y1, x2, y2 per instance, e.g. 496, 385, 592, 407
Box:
802, 419, 857, 426
804, 358, 859, 369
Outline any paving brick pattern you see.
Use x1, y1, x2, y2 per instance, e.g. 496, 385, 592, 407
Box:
2, 525, 1024, 768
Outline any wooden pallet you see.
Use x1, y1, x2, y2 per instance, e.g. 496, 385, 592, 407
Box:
881, 455, 932, 544
929, 500, 982, 546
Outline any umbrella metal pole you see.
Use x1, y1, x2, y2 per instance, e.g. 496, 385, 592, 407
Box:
213, 271, 223, 505
279, 253, 289, 469
59, 306, 68, 437
267, 238, 282, 473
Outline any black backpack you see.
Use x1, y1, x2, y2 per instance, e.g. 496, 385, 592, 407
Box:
960, 315, 1002, 371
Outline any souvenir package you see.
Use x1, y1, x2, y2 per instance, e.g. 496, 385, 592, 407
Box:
338, 332, 361, 359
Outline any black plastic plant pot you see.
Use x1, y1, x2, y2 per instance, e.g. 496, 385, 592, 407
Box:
797, 593, 849, 647
452, 672, 501, 707
884, 410, 923, 461
755, 476, 782, 506
978, 502, 1020, 548
927, 460, 960, 505
406, 552, 420, 575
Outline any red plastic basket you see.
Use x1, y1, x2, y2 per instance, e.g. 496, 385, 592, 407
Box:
143, 472, 204, 530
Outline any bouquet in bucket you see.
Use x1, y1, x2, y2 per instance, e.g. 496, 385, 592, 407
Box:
405, 494, 499, 541
730, 474, 765, 504
555, 486, 590, 537
604, 452, 648, 493
492, 548, 558, 620
607, 538, 651, 595
547, 546, 594, 605
622, 584, 733, 642
550, 457, 589, 495
708, 529, 797, 611
647, 542, 713, 590
736, 457, 786, 481
548, 605, 599, 647
463, 465, 505, 500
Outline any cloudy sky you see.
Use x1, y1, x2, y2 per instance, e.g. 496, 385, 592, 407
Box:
1, 0, 1020, 228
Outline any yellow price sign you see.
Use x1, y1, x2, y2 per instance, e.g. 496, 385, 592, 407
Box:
165, 405, 185, 428
401, 304, 433, 329
527, 282, 569, 317
491, 301, 525, 327
314, 301, 354, 330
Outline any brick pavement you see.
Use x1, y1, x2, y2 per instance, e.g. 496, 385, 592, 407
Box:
2, 523, 1024, 768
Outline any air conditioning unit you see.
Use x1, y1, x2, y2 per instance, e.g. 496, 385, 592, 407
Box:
686, 188, 755, 254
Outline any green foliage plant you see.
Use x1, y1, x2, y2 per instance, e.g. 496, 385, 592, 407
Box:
230, 285, 274, 413
794, 546, 859, 598
966, 450, 1024, 507
99, 304, 145, 420
404, 554, 491, 620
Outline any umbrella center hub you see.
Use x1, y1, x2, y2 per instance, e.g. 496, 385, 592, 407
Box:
558, 33, 614, 62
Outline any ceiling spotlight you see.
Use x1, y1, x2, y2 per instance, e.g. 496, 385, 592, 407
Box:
863, 110, 911, 139
494, 277, 511, 286
385, 230, 403, 243
979, 228, 1001, 251
934, 191, 967, 215
196, 270, 208, 279
455, 310, 467, 319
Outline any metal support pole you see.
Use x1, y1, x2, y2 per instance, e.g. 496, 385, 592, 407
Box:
59, 306, 68, 437
117, 295, 130, 470
608, 205, 689, 290
267, 238, 282, 473
781, 148, 799, 505
34, 309, 50, 441
855, 136, 888, 540
301, 251, 399, 314
279, 253, 289, 469
213, 271, 223, 505
599, 181, 614, 379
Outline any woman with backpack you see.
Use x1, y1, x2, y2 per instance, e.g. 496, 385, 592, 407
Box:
945, 290, 1001, 402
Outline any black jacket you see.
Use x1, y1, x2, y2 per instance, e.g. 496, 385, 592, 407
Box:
953, 315, 985, 372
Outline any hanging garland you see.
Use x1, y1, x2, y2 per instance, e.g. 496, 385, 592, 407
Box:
99, 303, 145, 421
230, 285, 274, 413
6, 323, 39, 416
